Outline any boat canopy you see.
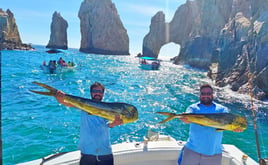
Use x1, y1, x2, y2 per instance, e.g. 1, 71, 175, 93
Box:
141, 57, 158, 60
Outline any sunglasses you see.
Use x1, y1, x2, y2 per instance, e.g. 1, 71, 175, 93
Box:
91, 89, 104, 94
200, 92, 213, 96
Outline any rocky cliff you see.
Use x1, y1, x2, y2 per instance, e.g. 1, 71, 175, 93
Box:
0, 9, 33, 50
46, 12, 68, 49
143, 0, 268, 100
78, 0, 129, 55
143, 11, 168, 57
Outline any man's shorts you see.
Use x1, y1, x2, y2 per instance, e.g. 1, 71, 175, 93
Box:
178, 147, 222, 165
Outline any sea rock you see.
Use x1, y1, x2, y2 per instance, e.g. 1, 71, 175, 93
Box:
176, 36, 214, 69
0, 9, 33, 50
143, 11, 168, 57
142, 0, 268, 100
255, 67, 268, 100
78, 0, 129, 55
215, 9, 268, 100
46, 12, 68, 50
143, 0, 230, 59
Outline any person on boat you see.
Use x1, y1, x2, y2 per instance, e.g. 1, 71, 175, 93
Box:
178, 84, 243, 165
48, 60, 56, 74
55, 82, 123, 165
68, 61, 72, 67
71, 61, 75, 66
141, 59, 147, 64
61, 60, 68, 67
57, 57, 64, 66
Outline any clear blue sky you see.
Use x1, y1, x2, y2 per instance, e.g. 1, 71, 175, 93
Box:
2, 0, 186, 55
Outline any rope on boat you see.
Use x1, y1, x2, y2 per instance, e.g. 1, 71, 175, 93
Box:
247, 72, 262, 164
245, 23, 267, 164
246, 1, 265, 162
247, 1, 268, 164
40, 152, 68, 165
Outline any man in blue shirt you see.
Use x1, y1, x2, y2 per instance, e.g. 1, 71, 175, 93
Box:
55, 82, 122, 165
178, 84, 243, 165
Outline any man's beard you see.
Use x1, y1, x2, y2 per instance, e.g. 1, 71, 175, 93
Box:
200, 98, 212, 105
93, 95, 102, 101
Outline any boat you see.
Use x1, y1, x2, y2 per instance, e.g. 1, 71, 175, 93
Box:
40, 60, 76, 74
45, 49, 68, 54
17, 131, 258, 165
139, 56, 160, 70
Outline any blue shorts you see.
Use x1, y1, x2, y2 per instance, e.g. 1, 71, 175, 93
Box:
80, 153, 114, 165
178, 147, 222, 165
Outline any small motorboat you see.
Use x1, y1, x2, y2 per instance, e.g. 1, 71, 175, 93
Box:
45, 49, 68, 54
40, 60, 76, 74
139, 56, 160, 70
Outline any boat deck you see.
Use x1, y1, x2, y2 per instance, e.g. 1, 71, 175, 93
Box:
18, 135, 258, 165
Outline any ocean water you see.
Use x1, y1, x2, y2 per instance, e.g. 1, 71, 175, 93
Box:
1, 45, 268, 165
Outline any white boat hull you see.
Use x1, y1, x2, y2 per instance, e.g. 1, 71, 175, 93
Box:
40, 65, 76, 74
140, 63, 160, 70
17, 135, 258, 165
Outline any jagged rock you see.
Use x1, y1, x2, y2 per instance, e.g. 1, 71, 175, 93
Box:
0, 9, 33, 50
176, 36, 213, 69
143, 11, 167, 57
215, 9, 268, 100
78, 0, 129, 55
142, 0, 268, 100
46, 12, 68, 49
254, 11, 268, 72
143, 0, 231, 59
255, 67, 268, 99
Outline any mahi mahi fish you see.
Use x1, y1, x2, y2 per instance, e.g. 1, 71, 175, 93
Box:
156, 112, 247, 131
30, 82, 138, 124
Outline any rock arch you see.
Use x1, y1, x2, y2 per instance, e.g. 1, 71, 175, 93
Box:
158, 42, 181, 60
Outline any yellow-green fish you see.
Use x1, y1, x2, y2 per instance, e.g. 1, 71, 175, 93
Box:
156, 112, 247, 131
30, 82, 138, 124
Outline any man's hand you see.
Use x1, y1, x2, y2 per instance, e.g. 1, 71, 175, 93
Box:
109, 115, 123, 128
55, 90, 65, 103
55, 90, 74, 107
180, 117, 190, 124
233, 128, 244, 132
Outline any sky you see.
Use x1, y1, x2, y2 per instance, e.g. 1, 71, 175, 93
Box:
2, 0, 186, 55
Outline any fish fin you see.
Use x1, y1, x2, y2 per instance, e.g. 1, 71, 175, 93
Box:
156, 112, 177, 124
156, 112, 177, 116
216, 128, 225, 132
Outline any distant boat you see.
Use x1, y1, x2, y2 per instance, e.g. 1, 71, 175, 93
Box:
45, 49, 68, 54
40, 60, 76, 74
139, 56, 160, 70
17, 133, 259, 165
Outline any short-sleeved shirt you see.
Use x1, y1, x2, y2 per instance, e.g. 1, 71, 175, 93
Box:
78, 111, 112, 156
185, 101, 229, 156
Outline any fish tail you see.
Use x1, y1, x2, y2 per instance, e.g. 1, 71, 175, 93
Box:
29, 81, 58, 96
156, 112, 177, 124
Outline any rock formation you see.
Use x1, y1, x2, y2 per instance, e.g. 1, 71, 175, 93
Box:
0, 9, 33, 50
78, 0, 129, 55
143, 11, 168, 57
46, 11, 68, 49
142, 0, 268, 100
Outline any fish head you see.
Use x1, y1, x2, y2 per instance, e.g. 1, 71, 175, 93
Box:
233, 116, 247, 131
121, 104, 138, 123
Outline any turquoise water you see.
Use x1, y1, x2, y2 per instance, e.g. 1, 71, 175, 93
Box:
1, 46, 268, 164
